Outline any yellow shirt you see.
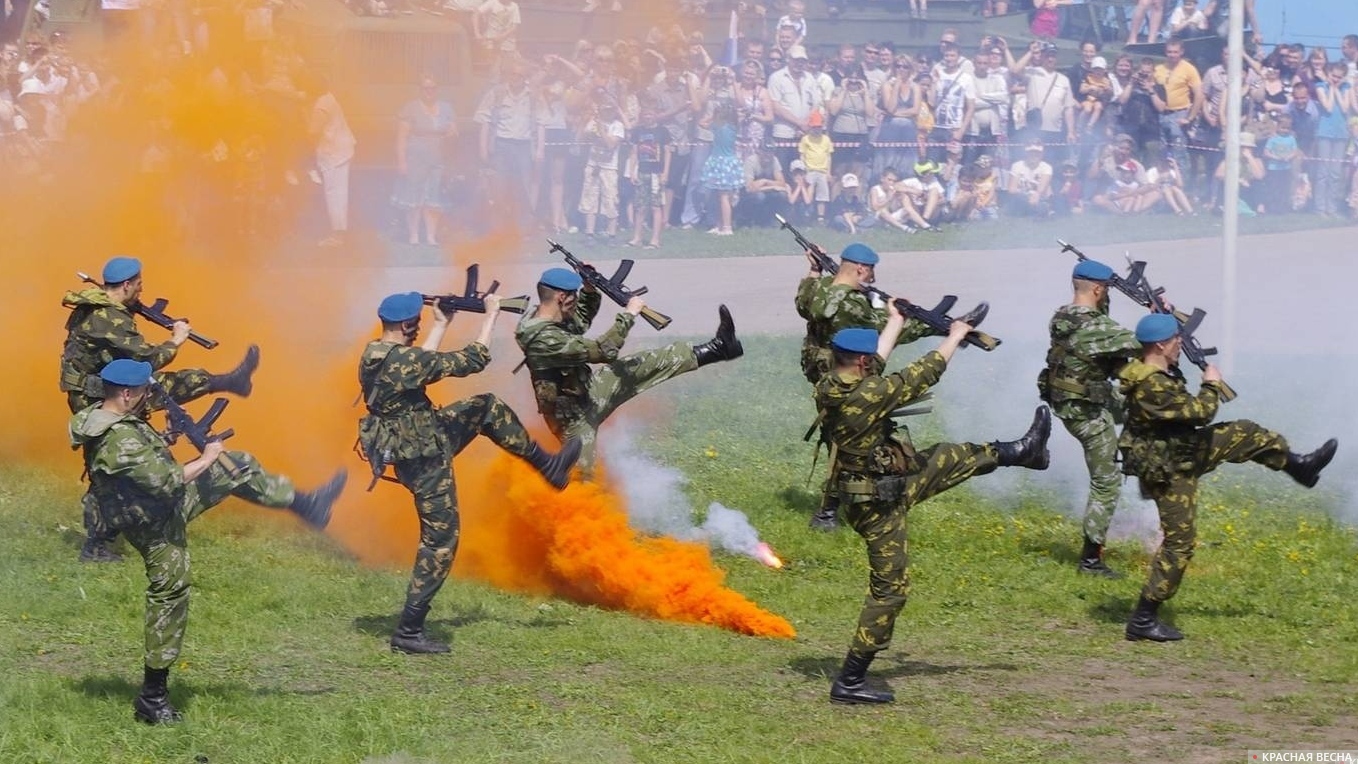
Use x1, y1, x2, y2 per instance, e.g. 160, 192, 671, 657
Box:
1154, 60, 1201, 112
798, 132, 834, 173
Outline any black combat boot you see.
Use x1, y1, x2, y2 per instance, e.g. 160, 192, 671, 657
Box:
390, 603, 450, 654
956, 301, 989, 328
693, 305, 744, 366
1125, 595, 1184, 642
288, 469, 348, 530
809, 493, 839, 531
990, 406, 1052, 470
1283, 439, 1338, 488
829, 651, 894, 704
133, 666, 183, 724
523, 438, 583, 490
206, 344, 261, 397
1077, 537, 1124, 579
80, 536, 123, 563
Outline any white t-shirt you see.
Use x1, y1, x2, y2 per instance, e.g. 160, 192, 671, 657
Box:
1023, 68, 1076, 132
1009, 160, 1053, 193
932, 68, 976, 130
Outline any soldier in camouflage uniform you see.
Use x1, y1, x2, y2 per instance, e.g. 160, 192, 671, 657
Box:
61, 256, 260, 563
1038, 259, 1143, 578
516, 267, 743, 478
358, 291, 581, 655
1117, 314, 1338, 642
815, 311, 1052, 704
69, 359, 347, 725
796, 243, 936, 531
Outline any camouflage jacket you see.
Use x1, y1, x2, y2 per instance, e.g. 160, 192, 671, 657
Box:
798, 276, 931, 384
1039, 304, 1139, 418
60, 288, 180, 397
357, 340, 491, 463
1116, 359, 1226, 482
515, 290, 634, 426
814, 350, 947, 476
69, 405, 184, 529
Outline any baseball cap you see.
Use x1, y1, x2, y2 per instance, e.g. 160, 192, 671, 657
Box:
840, 173, 860, 188
787, 45, 808, 60
1091, 56, 1108, 69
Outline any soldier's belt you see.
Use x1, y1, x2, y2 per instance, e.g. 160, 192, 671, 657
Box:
1047, 376, 1088, 396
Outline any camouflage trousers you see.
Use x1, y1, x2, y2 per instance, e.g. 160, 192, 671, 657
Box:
1058, 409, 1122, 545
550, 343, 698, 476
70, 368, 214, 546
120, 452, 295, 670
1140, 420, 1288, 604
838, 442, 999, 657
393, 393, 534, 611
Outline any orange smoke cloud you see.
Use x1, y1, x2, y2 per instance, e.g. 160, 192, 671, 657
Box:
3, 23, 792, 640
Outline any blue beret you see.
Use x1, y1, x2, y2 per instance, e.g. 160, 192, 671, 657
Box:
377, 291, 424, 322
1135, 313, 1180, 343
102, 256, 142, 284
539, 267, 583, 291
831, 327, 879, 354
100, 359, 152, 387
840, 243, 880, 266
1072, 259, 1114, 282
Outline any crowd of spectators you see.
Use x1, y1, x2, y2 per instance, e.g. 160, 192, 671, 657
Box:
6, 0, 1358, 249
452, 6, 1358, 248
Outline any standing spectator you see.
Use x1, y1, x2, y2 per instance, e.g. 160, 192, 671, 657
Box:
1030, 0, 1068, 41
649, 56, 695, 229
735, 58, 774, 157
1077, 56, 1114, 136
1152, 40, 1202, 175
1346, 116, 1358, 216
1023, 45, 1077, 161
700, 101, 742, 235
827, 64, 874, 179
928, 42, 975, 163
775, 1, 807, 47
798, 109, 833, 224
1126, 0, 1166, 45
875, 56, 922, 183
968, 47, 1010, 166
1199, 46, 1260, 201
738, 144, 791, 227
308, 74, 355, 248
768, 45, 821, 173
1312, 63, 1353, 217
626, 103, 672, 248
1005, 142, 1054, 216
1286, 84, 1320, 158
536, 55, 578, 234
393, 75, 457, 246
578, 100, 625, 238
1262, 115, 1302, 214
472, 0, 521, 75
474, 58, 536, 221
1342, 35, 1358, 82
1253, 62, 1291, 121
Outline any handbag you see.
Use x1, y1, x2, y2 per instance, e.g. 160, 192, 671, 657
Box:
1026, 73, 1059, 131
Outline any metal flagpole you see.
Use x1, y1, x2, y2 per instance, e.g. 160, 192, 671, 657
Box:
1221, 0, 1244, 376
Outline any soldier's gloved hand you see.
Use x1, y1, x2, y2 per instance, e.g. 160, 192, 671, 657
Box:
625, 296, 646, 316
171, 320, 192, 346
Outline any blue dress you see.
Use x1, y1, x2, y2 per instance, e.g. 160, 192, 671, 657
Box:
701, 123, 744, 192
392, 98, 456, 209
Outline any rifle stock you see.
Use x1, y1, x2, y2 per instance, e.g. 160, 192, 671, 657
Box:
547, 239, 672, 330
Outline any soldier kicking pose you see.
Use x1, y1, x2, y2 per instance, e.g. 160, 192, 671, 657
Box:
61, 256, 260, 563
516, 267, 743, 478
70, 359, 346, 724
815, 305, 1051, 705
1117, 313, 1338, 642
358, 292, 581, 654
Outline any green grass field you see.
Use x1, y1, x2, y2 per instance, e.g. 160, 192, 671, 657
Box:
2, 336, 1356, 763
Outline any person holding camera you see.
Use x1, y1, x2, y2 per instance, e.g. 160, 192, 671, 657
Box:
1018, 43, 1076, 161
828, 64, 875, 178
1116, 57, 1160, 154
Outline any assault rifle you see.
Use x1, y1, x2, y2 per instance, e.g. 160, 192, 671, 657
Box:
776, 214, 1002, 351
422, 264, 530, 316
76, 272, 219, 349
547, 239, 672, 330
1122, 255, 1238, 401
149, 380, 241, 474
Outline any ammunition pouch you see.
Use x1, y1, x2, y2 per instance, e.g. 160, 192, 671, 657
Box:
838, 474, 907, 504
1118, 430, 1200, 484
530, 367, 592, 434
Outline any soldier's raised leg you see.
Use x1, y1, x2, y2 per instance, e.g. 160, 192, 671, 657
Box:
440, 393, 582, 489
